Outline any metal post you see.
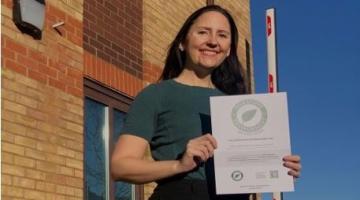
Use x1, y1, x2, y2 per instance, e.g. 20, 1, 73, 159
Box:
266, 7, 283, 200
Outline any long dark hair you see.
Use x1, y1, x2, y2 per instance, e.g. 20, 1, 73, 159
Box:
159, 5, 247, 95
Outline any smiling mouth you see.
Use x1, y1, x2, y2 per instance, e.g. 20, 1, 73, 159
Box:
200, 49, 219, 56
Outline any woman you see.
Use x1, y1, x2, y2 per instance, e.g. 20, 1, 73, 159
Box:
111, 5, 301, 200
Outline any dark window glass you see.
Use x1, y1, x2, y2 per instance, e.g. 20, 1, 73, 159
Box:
113, 109, 133, 200
84, 78, 142, 200
85, 97, 108, 200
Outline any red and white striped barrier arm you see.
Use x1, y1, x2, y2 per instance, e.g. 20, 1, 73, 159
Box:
266, 7, 283, 200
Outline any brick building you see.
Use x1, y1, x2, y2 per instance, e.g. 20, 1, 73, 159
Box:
1, 0, 253, 199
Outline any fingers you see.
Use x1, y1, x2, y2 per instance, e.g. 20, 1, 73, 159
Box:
288, 170, 300, 178
187, 147, 207, 163
203, 133, 218, 149
283, 155, 301, 163
199, 140, 215, 157
178, 134, 218, 172
200, 142, 211, 159
186, 134, 217, 161
283, 160, 301, 171
283, 155, 302, 179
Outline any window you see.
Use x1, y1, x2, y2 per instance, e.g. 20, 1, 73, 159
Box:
84, 78, 143, 200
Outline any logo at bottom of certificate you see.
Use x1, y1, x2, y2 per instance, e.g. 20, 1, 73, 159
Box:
231, 170, 244, 181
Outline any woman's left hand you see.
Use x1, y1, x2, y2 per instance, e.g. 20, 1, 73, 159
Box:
283, 155, 301, 179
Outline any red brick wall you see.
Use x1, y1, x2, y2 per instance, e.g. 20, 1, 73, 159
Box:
83, 0, 143, 96
2, 69, 84, 199
2, 1, 83, 97
2, 0, 84, 199
83, 0, 142, 78
84, 51, 143, 97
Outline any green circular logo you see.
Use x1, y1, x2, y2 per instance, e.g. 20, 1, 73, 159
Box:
231, 99, 267, 134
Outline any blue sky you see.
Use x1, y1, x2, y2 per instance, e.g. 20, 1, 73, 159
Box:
250, 1, 360, 199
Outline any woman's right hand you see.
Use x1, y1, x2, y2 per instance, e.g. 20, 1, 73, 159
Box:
112, 134, 217, 183
176, 133, 218, 173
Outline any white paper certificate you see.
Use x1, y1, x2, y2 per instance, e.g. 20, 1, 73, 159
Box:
210, 92, 294, 194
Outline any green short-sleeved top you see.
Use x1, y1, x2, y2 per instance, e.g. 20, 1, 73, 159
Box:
122, 79, 224, 181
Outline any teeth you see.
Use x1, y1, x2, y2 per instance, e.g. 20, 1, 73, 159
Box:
201, 50, 217, 55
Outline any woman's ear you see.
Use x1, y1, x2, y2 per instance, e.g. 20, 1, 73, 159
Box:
226, 49, 231, 57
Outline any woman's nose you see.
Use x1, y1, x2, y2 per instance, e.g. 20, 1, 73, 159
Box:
207, 35, 218, 47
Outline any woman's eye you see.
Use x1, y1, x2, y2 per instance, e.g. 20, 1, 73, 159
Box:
198, 31, 208, 35
219, 33, 229, 38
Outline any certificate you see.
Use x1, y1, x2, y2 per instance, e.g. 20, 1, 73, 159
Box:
210, 92, 294, 194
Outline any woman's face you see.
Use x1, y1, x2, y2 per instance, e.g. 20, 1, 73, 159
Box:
182, 11, 231, 71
